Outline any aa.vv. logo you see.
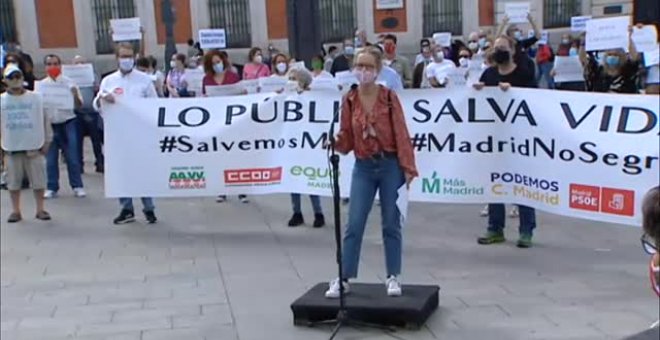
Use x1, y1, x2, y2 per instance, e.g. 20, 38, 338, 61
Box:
290, 166, 338, 189
422, 172, 484, 195
169, 166, 206, 189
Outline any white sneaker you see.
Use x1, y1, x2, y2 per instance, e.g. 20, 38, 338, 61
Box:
324, 278, 350, 299
509, 206, 519, 218
480, 205, 489, 216
44, 190, 57, 199
216, 195, 226, 203
386, 276, 402, 297
73, 188, 86, 198
239, 195, 250, 204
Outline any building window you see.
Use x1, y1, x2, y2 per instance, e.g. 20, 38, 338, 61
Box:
0, 0, 18, 44
92, 0, 137, 54
318, 0, 357, 43
423, 0, 463, 37
208, 0, 252, 48
544, 0, 582, 28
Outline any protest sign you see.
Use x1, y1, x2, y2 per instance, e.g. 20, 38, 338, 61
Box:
505, 2, 530, 24
110, 18, 141, 41
585, 16, 630, 51
62, 64, 95, 88
184, 68, 205, 97
205, 84, 244, 97
631, 25, 658, 53
571, 16, 592, 32
34, 81, 74, 110
553, 56, 585, 83
198, 29, 226, 49
433, 32, 452, 47
258, 77, 287, 93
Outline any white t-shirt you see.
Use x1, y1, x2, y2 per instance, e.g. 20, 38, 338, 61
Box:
94, 70, 158, 111
36, 75, 79, 124
425, 60, 457, 85
0, 91, 48, 152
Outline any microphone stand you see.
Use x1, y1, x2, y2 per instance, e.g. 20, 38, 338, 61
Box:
311, 86, 393, 339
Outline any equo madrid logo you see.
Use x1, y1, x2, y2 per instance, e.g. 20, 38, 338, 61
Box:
224, 167, 282, 187
569, 184, 635, 217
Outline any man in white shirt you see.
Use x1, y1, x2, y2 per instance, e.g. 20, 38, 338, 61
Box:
94, 42, 159, 225
0, 64, 53, 222
38, 54, 85, 199
425, 46, 457, 87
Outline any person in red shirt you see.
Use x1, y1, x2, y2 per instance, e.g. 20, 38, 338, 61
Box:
201, 50, 240, 95
535, 42, 555, 89
325, 46, 418, 299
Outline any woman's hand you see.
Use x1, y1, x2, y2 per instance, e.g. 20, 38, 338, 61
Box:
498, 82, 511, 91
472, 82, 485, 90
405, 173, 415, 189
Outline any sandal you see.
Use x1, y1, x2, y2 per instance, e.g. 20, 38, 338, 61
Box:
35, 211, 51, 221
7, 212, 22, 223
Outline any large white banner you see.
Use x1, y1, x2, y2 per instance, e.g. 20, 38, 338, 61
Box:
104, 88, 659, 226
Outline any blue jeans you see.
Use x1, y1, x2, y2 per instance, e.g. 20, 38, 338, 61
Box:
342, 156, 405, 279
488, 204, 536, 236
47, 118, 83, 192
119, 197, 155, 213
291, 194, 322, 214
75, 109, 104, 168
537, 62, 555, 89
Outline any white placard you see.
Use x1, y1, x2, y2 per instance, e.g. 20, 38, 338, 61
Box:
205, 84, 244, 97
632, 25, 658, 53
335, 71, 358, 87
258, 77, 288, 93
375, 0, 404, 10
446, 68, 468, 87
553, 56, 585, 83
310, 77, 339, 91
61, 64, 95, 88
585, 16, 630, 52
645, 46, 659, 67
571, 16, 592, 32
198, 29, 226, 49
110, 18, 141, 42
104, 88, 658, 228
433, 32, 452, 47
184, 68, 205, 97
34, 81, 74, 110
505, 2, 530, 24
240, 79, 259, 94
289, 61, 307, 71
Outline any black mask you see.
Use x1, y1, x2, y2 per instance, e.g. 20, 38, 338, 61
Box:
493, 49, 510, 64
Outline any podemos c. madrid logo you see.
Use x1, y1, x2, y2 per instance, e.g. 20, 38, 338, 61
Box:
169, 166, 206, 189
489, 172, 560, 206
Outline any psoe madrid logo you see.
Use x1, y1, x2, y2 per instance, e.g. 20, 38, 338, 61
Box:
569, 184, 634, 217
169, 166, 206, 189
224, 167, 283, 187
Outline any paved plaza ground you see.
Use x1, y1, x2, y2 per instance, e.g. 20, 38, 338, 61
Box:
1, 160, 658, 340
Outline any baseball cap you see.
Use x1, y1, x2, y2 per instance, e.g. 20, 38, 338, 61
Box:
3, 64, 22, 78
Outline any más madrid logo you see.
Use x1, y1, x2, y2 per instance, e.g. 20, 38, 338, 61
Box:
224, 167, 283, 187
569, 184, 634, 217
169, 166, 206, 189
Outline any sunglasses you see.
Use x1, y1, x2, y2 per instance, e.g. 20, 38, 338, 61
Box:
641, 233, 657, 255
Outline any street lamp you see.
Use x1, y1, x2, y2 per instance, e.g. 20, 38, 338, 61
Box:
161, 0, 177, 73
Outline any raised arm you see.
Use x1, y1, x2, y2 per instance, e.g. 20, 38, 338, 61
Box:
628, 25, 640, 62
495, 15, 510, 38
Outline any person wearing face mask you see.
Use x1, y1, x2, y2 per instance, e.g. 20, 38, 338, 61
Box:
5, 41, 35, 90
310, 55, 332, 78
473, 36, 538, 248
580, 25, 641, 94
496, 14, 539, 79
201, 50, 240, 95
71, 55, 104, 174
414, 39, 433, 66
243, 47, 271, 80
1, 64, 53, 223
270, 53, 290, 78
557, 34, 573, 56
325, 46, 417, 299
330, 38, 355, 76
465, 32, 481, 54
37, 54, 85, 200
165, 53, 189, 97
324, 46, 339, 72
354, 29, 370, 49
368, 44, 404, 92
3, 52, 35, 91
551, 40, 586, 92
94, 42, 159, 225
382, 34, 412, 88
425, 46, 457, 88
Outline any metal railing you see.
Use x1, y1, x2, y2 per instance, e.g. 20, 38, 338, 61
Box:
208, 0, 252, 48
544, 0, 582, 28
0, 0, 18, 43
318, 0, 357, 43
92, 0, 137, 54
423, 0, 463, 37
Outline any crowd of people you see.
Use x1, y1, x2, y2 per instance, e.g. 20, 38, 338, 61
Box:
0, 16, 658, 299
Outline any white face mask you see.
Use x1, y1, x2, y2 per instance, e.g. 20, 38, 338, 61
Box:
118, 58, 135, 72
383, 59, 392, 67
276, 62, 287, 74
459, 57, 469, 67
435, 52, 444, 62
170, 60, 177, 68
254, 55, 263, 64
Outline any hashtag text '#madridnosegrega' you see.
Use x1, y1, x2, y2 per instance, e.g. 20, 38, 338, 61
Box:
419, 133, 658, 176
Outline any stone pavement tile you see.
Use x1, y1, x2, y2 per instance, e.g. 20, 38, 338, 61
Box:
445, 305, 511, 329
1, 319, 18, 332
16, 316, 78, 334
172, 312, 233, 329
1, 329, 76, 340
1, 305, 57, 320
88, 285, 172, 304
142, 326, 236, 340
76, 331, 141, 340
76, 318, 170, 337
111, 304, 199, 323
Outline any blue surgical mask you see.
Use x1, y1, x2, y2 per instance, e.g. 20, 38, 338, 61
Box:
344, 46, 355, 55
213, 63, 224, 73
478, 37, 487, 47
514, 31, 522, 40
354, 37, 362, 48
118, 58, 134, 72
605, 55, 620, 67
569, 48, 578, 57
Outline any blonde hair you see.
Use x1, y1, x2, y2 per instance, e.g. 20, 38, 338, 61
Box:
354, 46, 383, 71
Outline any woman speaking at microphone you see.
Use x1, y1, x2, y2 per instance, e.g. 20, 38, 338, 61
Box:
326, 46, 418, 298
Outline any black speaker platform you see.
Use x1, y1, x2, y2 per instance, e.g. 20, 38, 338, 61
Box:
291, 282, 440, 329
